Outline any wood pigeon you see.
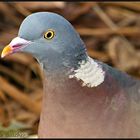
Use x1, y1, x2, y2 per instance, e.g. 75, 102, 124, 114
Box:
1, 12, 140, 138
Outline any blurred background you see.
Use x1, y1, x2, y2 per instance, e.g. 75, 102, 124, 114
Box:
0, 1, 140, 137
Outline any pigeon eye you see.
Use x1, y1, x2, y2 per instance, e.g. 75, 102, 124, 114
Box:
44, 30, 55, 40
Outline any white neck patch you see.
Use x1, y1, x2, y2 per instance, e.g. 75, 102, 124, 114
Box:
69, 57, 105, 88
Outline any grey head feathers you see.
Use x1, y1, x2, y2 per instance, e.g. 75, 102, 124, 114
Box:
18, 12, 87, 73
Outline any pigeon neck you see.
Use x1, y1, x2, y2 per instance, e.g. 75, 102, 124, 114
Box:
41, 46, 88, 77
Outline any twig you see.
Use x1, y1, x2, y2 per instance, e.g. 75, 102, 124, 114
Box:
0, 77, 41, 115
0, 90, 7, 102
10, 3, 31, 17
0, 65, 31, 89
93, 4, 136, 49
87, 49, 109, 62
105, 6, 138, 18
103, 2, 140, 12
0, 3, 20, 26
77, 27, 140, 36
15, 111, 36, 122
67, 2, 96, 21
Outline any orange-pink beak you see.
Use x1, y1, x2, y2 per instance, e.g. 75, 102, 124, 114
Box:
1, 37, 31, 58
1, 45, 13, 58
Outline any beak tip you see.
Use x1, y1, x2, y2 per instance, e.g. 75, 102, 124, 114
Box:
1, 54, 5, 58
1, 45, 12, 59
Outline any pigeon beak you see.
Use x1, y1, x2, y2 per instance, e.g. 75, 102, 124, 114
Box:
1, 37, 31, 58
1, 45, 13, 58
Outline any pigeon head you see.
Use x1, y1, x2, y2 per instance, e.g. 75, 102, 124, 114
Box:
1, 12, 87, 73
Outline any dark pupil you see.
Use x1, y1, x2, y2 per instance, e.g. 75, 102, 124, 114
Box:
47, 32, 52, 38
